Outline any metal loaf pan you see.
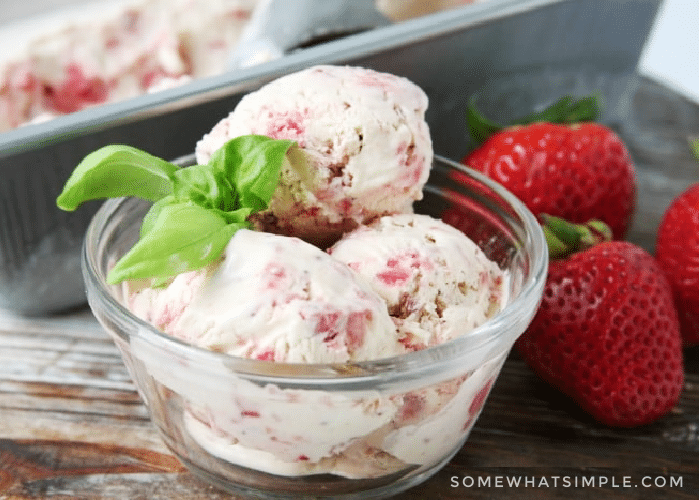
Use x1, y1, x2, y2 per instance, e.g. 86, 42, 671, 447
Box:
0, 0, 663, 314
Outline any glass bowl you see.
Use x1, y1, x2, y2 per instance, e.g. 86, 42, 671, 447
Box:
82, 155, 547, 499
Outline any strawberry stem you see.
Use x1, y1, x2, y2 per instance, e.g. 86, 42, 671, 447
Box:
540, 214, 613, 259
466, 99, 502, 145
467, 93, 602, 146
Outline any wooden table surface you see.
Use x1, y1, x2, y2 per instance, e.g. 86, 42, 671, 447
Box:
0, 76, 698, 499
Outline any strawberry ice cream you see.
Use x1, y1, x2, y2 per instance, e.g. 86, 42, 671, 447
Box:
103, 63, 513, 484
125, 228, 400, 363
121, 213, 509, 478
328, 213, 508, 349
0, 0, 261, 132
195, 65, 433, 247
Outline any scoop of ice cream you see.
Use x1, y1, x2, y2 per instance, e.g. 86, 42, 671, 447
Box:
328, 213, 507, 349
127, 228, 401, 363
195, 65, 433, 247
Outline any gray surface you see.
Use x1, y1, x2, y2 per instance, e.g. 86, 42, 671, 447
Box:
0, 0, 666, 314
623, 76, 699, 252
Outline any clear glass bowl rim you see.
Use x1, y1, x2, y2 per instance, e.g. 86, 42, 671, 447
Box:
82, 155, 548, 383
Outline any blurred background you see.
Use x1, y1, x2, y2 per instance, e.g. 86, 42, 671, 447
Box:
3, 0, 697, 102
638, 0, 699, 102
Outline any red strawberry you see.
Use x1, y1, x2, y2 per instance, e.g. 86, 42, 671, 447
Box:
516, 216, 684, 427
656, 183, 699, 346
461, 95, 636, 239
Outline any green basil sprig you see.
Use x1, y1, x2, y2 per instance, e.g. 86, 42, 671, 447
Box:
57, 135, 295, 284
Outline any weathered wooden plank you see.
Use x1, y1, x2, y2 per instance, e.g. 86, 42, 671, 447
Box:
0, 321, 131, 389
0, 472, 231, 500
0, 385, 145, 420
0, 411, 168, 455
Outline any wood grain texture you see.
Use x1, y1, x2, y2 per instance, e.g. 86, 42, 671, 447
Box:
0, 76, 697, 499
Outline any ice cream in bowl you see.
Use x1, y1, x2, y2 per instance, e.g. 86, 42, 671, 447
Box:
61, 65, 547, 498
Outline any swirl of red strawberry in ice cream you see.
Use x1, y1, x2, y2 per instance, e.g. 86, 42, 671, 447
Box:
328, 213, 508, 350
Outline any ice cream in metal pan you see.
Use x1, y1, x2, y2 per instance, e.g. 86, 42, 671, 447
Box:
0, 0, 262, 132
0, 0, 401, 132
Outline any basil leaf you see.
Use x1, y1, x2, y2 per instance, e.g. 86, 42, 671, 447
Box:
140, 196, 177, 238
107, 203, 246, 284
171, 163, 236, 211
56, 136, 297, 284
56, 145, 178, 211
139, 194, 250, 241
217, 206, 253, 225
141, 204, 252, 289
209, 135, 295, 211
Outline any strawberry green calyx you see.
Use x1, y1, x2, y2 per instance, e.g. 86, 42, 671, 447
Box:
467, 93, 602, 145
690, 138, 699, 159
540, 214, 613, 259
